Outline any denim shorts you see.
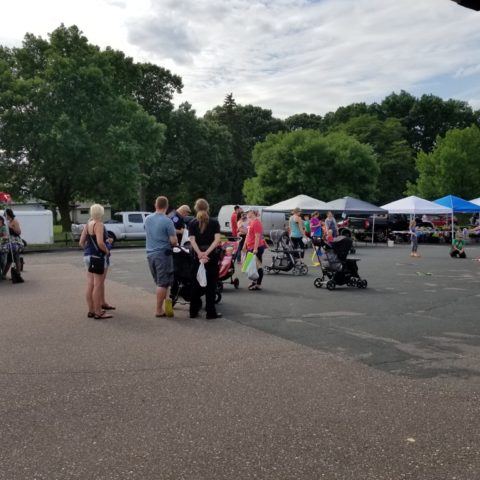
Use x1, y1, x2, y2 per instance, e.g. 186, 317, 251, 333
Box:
147, 251, 174, 288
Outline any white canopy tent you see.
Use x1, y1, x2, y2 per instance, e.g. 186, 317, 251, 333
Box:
470, 197, 480, 206
380, 196, 451, 215
264, 194, 329, 212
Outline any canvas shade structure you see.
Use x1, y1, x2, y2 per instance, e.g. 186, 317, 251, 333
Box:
325, 196, 386, 215
325, 196, 386, 244
263, 194, 329, 212
380, 196, 451, 215
433, 195, 480, 243
470, 197, 480, 206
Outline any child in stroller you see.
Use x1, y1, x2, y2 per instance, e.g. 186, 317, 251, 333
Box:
313, 236, 367, 290
264, 229, 308, 276
170, 245, 222, 306
217, 240, 240, 291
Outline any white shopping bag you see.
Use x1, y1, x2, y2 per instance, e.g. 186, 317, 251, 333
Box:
246, 256, 259, 281
180, 228, 189, 246
197, 263, 207, 287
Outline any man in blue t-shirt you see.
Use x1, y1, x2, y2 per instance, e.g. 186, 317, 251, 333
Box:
144, 196, 178, 317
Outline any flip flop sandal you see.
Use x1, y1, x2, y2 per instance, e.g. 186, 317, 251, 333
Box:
101, 304, 116, 310
155, 313, 166, 318
94, 313, 113, 320
88, 311, 104, 318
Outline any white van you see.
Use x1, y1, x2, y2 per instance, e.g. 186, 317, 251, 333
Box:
217, 204, 267, 235
1, 209, 54, 244
217, 205, 287, 237
261, 210, 289, 235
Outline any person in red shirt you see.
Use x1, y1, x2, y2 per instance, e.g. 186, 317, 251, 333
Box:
243, 208, 267, 291
230, 205, 241, 238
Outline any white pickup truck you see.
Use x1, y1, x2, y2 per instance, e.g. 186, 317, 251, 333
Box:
71, 211, 151, 243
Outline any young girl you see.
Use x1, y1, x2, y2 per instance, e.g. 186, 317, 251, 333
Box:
409, 219, 419, 257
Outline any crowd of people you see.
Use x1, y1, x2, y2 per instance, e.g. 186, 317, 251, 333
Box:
1, 198, 471, 315
80, 198, 269, 321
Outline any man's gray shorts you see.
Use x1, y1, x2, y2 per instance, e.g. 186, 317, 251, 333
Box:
147, 251, 174, 288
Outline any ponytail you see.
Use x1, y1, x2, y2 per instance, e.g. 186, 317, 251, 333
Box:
194, 198, 210, 233
197, 210, 209, 233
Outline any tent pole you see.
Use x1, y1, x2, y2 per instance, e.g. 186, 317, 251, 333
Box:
371, 215, 375, 245
451, 211, 454, 245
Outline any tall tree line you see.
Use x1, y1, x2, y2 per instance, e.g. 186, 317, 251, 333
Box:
1, 25, 479, 230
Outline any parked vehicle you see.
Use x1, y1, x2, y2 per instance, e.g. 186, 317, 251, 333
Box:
337, 215, 436, 242
0, 209, 54, 245
71, 211, 151, 243
427, 215, 457, 227
217, 204, 268, 235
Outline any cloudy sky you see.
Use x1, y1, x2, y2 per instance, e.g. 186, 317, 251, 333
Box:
1, 0, 479, 118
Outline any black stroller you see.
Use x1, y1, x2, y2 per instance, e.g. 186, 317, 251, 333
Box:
264, 229, 308, 276
313, 236, 367, 290
170, 246, 222, 306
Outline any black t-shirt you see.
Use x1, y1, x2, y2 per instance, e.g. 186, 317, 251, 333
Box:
169, 210, 186, 242
189, 218, 220, 250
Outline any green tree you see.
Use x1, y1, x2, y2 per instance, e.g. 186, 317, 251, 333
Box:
331, 114, 415, 204
379, 91, 477, 153
153, 103, 235, 213
204, 93, 284, 202
409, 125, 480, 200
0, 25, 168, 229
244, 130, 379, 205
322, 103, 372, 130
284, 113, 324, 132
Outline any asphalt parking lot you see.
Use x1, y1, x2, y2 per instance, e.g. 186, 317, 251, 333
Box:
1, 242, 480, 479
106, 242, 480, 379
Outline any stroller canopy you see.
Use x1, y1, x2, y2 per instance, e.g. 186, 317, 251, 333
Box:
269, 229, 290, 249
331, 236, 352, 260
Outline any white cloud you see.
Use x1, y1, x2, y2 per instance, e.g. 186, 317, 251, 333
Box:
1, 0, 480, 116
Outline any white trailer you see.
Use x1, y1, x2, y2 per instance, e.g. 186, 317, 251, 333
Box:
1, 209, 54, 245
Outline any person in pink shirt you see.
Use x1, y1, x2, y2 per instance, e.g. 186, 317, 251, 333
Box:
242, 208, 267, 291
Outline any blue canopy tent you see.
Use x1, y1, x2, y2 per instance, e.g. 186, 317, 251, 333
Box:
433, 195, 480, 242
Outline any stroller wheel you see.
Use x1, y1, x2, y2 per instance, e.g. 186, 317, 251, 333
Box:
300, 264, 308, 275
215, 291, 222, 304
313, 278, 323, 288
217, 282, 224, 292
360, 279, 368, 289
264, 266, 272, 274
292, 265, 301, 276
273, 268, 280, 274
233, 278, 240, 289
326, 280, 336, 291
347, 278, 357, 287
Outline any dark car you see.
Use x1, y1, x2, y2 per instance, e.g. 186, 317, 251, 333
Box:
337, 215, 436, 242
